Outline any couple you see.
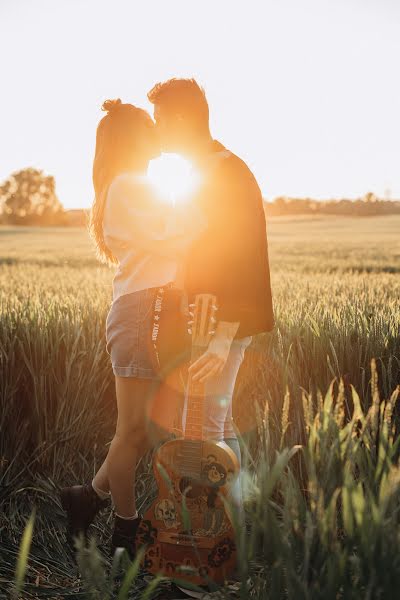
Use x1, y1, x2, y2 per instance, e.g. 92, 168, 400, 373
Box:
60, 78, 274, 559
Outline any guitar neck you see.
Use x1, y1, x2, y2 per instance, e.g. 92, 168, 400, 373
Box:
183, 344, 208, 441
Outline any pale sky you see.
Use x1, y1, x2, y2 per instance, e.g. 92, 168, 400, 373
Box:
0, 0, 399, 208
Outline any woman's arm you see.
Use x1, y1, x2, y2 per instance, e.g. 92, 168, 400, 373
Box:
103, 174, 207, 259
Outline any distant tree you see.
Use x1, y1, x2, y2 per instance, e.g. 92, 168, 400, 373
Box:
0, 168, 67, 225
363, 191, 377, 203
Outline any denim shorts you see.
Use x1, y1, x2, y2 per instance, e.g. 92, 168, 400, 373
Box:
106, 286, 165, 379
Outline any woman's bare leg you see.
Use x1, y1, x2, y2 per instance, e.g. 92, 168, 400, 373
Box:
92, 458, 110, 494
92, 376, 157, 518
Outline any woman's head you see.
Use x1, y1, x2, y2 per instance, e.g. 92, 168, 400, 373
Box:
90, 99, 160, 265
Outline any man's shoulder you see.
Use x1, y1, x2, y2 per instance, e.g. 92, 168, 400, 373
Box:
211, 143, 260, 193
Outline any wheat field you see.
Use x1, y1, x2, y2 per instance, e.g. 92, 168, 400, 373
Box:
1, 215, 400, 599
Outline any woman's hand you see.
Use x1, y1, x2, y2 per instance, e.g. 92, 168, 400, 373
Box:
188, 321, 240, 383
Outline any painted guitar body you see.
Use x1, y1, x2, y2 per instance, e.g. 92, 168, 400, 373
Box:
137, 293, 240, 586
137, 438, 239, 585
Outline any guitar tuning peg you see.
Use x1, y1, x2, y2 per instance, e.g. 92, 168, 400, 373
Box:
208, 330, 216, 335
188, 311, 194, 318
212, 304, 218, 311
187, 328, 192, 334
188, 303, 195, 308
210, 316, 217, 323
187, 320, 194, 325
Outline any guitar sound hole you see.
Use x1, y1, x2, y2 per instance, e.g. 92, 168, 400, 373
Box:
179, 477, 206, 498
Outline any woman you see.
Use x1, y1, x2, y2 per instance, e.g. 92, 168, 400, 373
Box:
60, 99, 206, 558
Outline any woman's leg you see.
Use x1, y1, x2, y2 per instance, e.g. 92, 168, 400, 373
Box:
91, 460, 109, 496
92, 375, 157, 518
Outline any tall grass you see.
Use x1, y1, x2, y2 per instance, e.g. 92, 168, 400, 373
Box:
7, 366, 400, 598
1, 218, 399, 597
236, 362, 400, 598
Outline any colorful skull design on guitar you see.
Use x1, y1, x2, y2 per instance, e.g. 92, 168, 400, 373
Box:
137, 294, 239, 586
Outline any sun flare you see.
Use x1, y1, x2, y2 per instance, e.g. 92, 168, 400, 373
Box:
147, 153, 199, 204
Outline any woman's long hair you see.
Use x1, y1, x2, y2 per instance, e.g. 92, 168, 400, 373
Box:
89, 99, 158, 266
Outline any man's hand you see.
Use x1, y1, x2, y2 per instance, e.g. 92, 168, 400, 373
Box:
188, 321, 240, 383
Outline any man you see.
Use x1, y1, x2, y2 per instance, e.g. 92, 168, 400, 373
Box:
147, 78, 274, 514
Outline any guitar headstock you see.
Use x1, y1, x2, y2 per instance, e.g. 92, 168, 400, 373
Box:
187, 294, 218, 348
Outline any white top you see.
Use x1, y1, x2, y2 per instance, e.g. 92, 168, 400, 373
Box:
102, 172, 207, 302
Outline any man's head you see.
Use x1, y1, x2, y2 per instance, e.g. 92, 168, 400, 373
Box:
147, 78, 210, 153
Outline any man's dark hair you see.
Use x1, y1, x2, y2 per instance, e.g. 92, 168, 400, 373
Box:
147, 78, 209, 131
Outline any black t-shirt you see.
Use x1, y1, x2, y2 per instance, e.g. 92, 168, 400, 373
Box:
184, 140, 274, 338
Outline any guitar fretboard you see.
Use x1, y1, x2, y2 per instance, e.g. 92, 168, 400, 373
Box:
183, 344, 207, 442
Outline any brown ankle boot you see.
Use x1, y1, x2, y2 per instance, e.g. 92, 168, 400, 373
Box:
60, 483, 110, 549
111, 514, 143, 561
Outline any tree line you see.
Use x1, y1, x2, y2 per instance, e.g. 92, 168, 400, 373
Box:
265, 193, 400, 217
1, 167, 399, 226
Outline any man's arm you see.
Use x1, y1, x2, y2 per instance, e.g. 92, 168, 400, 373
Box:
188, 320, 240, 382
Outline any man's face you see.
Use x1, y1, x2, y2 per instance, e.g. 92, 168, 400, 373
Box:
153, 103, 185, 153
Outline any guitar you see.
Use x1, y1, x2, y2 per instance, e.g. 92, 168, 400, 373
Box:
137, 293, 239, 586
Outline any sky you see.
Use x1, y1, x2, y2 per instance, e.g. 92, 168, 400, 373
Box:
0, 0, 399, 208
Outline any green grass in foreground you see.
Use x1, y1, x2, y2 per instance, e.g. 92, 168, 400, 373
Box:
6, 366, 400, 599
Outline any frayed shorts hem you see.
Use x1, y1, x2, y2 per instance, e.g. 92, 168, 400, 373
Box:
112, 365, 161, 380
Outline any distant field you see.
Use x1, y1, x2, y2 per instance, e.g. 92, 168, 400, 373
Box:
1, 213, 399, 424
1, 214, 399, 272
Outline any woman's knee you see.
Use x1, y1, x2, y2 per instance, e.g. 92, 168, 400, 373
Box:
113, 424, 147, 449
114, 376, 157, 443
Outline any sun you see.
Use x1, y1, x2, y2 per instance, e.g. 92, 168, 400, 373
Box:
147, 153, 199, 205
